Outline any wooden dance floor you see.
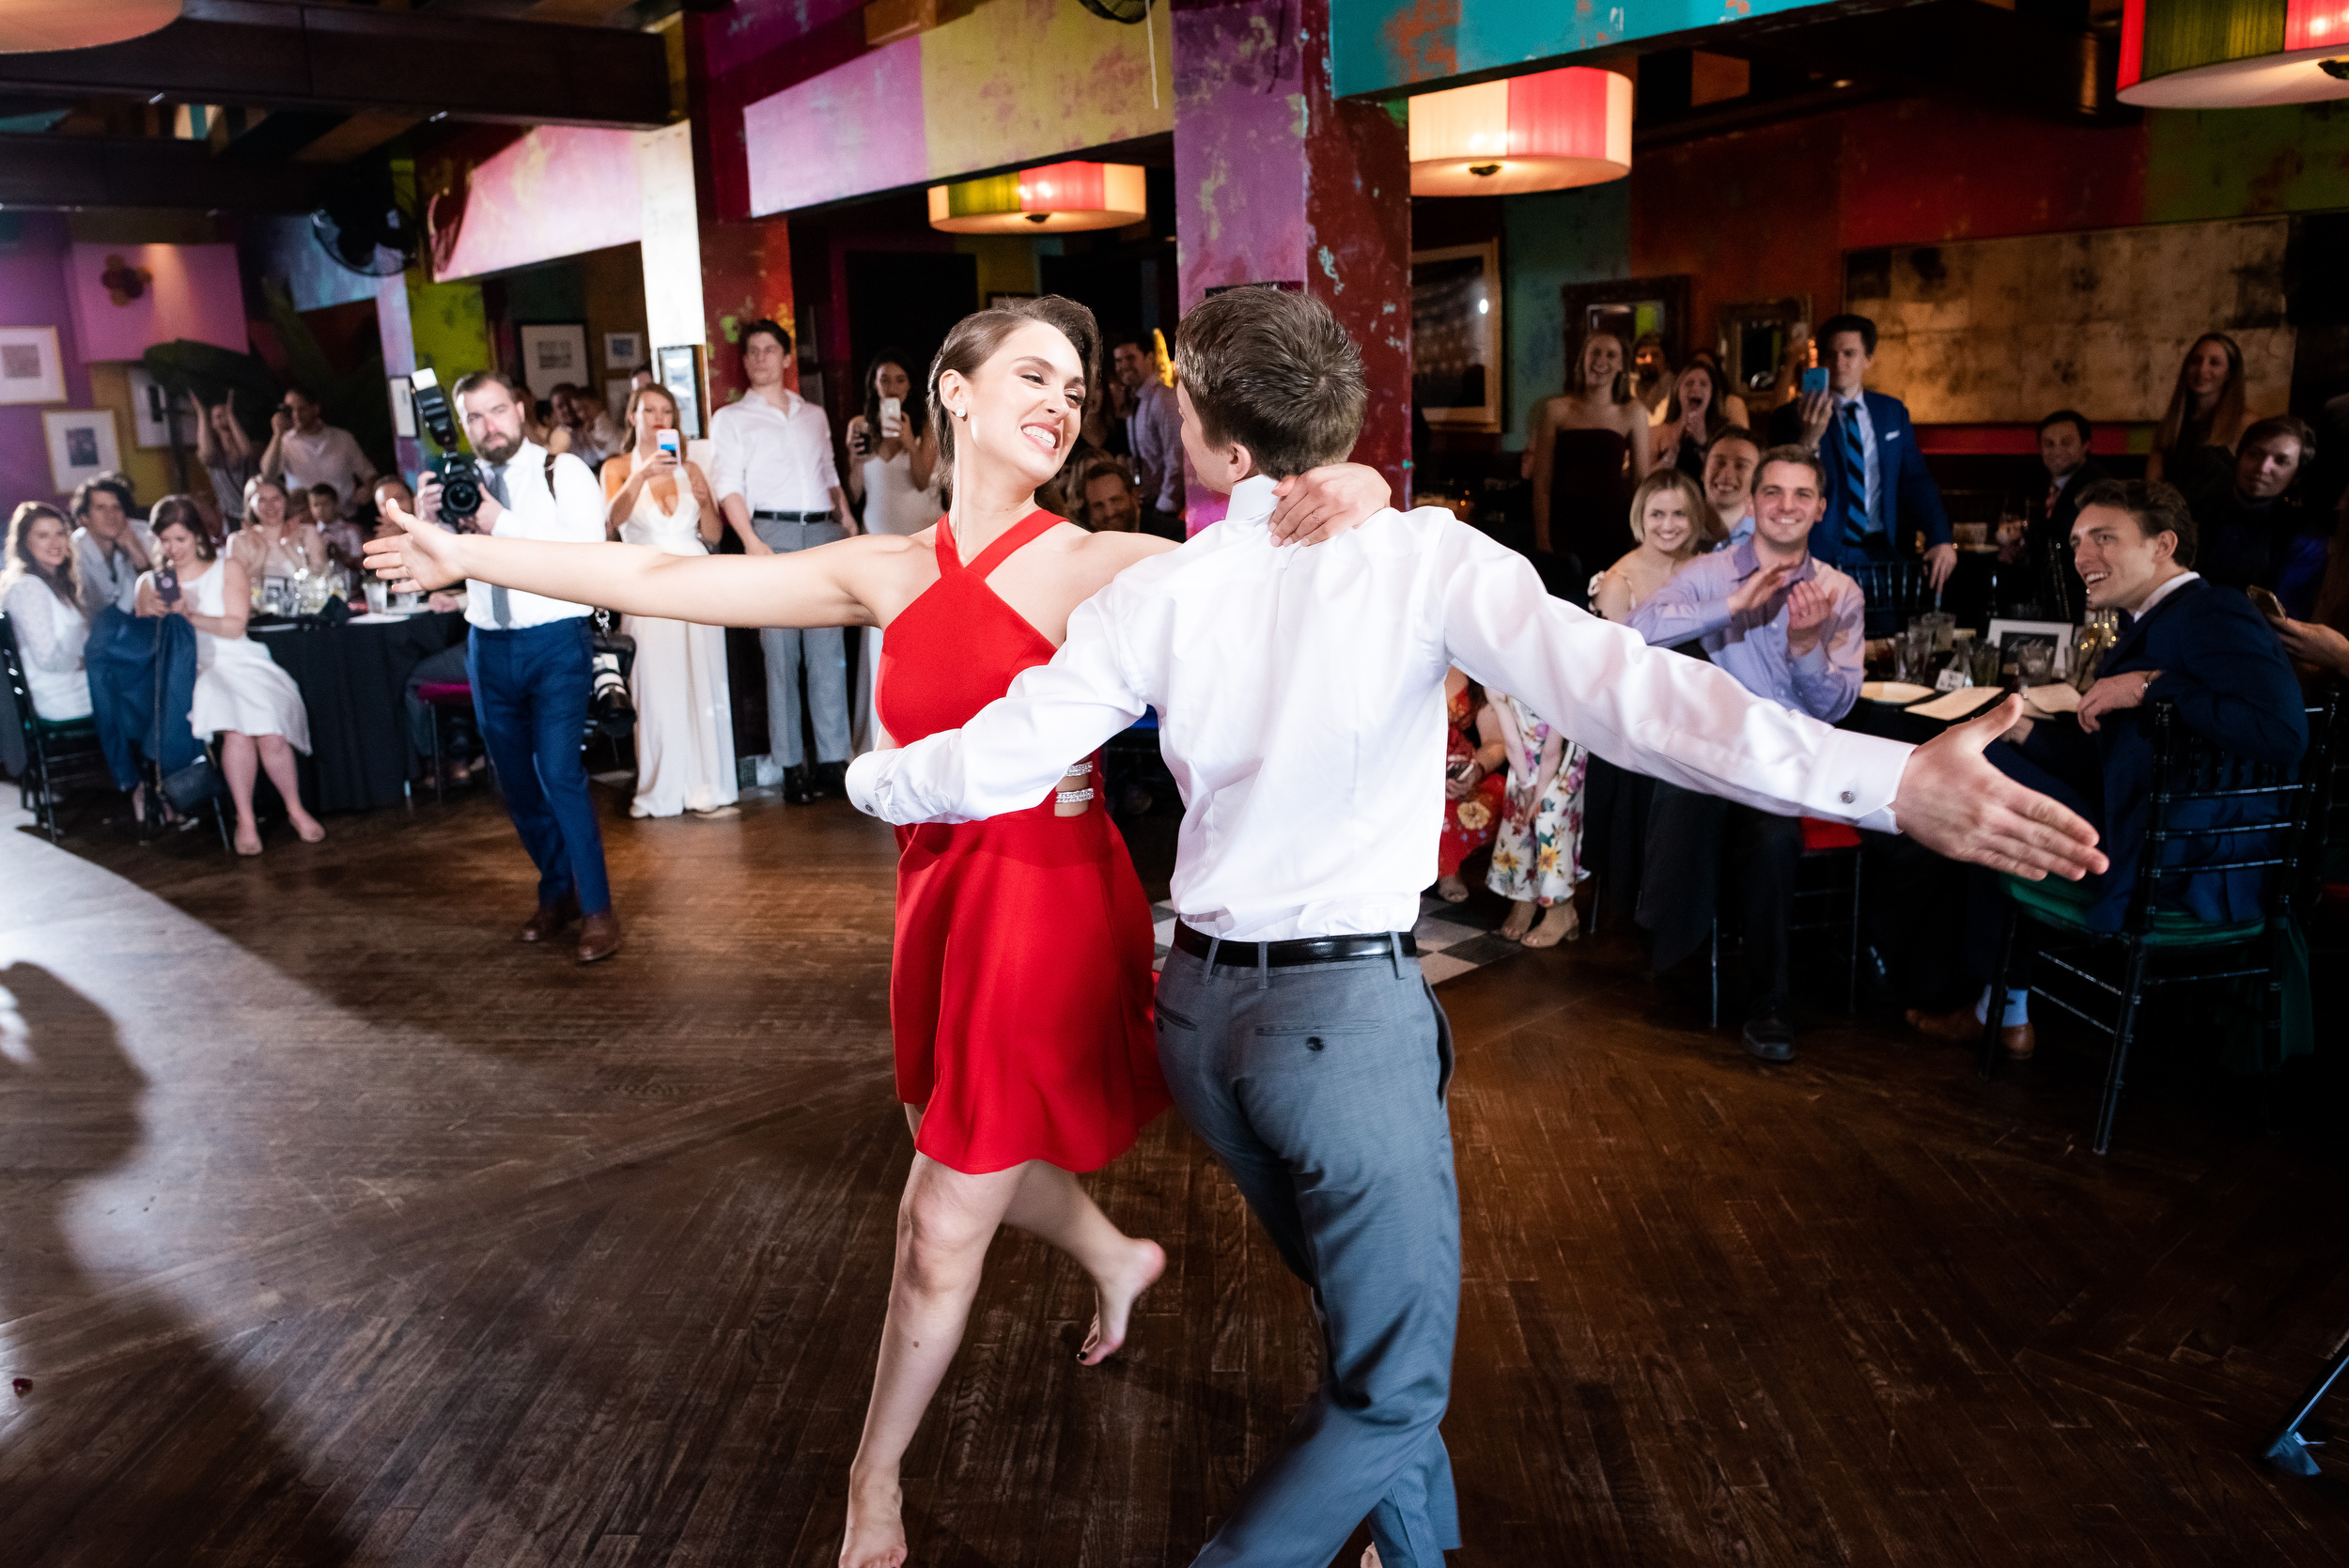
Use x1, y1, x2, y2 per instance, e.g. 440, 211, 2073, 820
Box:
3, 787, 2346, 1566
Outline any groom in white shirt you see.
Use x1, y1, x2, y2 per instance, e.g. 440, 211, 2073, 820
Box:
849, 290, 2106, 1565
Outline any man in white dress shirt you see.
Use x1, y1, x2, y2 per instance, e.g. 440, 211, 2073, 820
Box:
710, 320, 859, 803
415, 372, 621, 965
849, 290, 2106, 1567
260, 386, 380, 520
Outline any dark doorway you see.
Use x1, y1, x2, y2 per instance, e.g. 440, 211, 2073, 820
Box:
1040, 249, 1150, 343
845, 250, 978, 401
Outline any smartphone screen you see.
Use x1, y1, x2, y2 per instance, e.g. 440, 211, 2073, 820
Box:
656, 429, 680, 458
1801, 367, 1828, 396
879, 396, 903, 435
2248, 584, 2285, 621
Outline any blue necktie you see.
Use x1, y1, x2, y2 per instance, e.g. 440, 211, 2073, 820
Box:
1840, 403, 1872, 551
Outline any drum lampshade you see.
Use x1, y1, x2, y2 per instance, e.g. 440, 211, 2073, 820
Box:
2118, 0, 2349, 106
1408, 67, 1632, 196
927, 162, 1149, 235
0, 0, 179, 52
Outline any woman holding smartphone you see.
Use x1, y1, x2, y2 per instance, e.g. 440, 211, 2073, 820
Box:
846, 351, 942, 749
603, 382, 738, 819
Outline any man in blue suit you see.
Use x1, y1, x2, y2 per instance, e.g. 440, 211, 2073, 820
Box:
1769, 313, 1955, 588
1908, 479, 2307, 1057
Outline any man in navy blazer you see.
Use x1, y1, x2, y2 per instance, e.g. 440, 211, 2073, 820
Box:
1768, 313, 1955, 587
1909, 479, 2307, 1057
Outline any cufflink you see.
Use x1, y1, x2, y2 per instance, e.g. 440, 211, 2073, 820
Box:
1840, 789, 1855, 804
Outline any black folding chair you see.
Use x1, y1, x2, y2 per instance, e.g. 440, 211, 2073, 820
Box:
1844, 559, 1936, 640
1, 612, 113, 844
1981, 696, 2339, 1154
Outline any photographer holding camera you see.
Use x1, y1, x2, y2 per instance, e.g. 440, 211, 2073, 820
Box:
259, 386, 379, 520
400, 368, 622, 964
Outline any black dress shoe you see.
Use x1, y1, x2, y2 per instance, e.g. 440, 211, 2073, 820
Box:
1742, 1006, 1797, 1063
810, 760, 848, 800
782, 764, 813, 805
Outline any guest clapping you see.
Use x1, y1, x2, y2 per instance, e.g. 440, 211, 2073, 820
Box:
136, 498, 321, 856
3, 503, 94, 723
1592, 470, 1717, 622
194, 393, 257, 529
2147, 333, 2252, 490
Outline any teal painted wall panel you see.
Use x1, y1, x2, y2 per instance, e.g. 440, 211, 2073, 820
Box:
1332, 0, 1837, 100
1502, 180, 1630, 450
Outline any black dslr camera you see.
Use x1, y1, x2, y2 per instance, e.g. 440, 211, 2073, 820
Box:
409, 367, 485, 528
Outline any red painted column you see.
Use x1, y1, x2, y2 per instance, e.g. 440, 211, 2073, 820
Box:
1174, 0, 1411, 511
697, 219, 798, 411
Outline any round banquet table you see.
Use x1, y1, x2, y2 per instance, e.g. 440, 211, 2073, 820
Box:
250, 610, 468, 813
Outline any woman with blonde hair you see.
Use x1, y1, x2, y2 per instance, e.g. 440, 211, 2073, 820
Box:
1526, 331, 1654, 590
2146, 333, 2251, 490
1590, 467, 1715, 623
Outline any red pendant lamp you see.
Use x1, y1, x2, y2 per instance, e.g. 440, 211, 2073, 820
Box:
2118, 0, 2349, 106
928, 162, 1149, 235
1408, 67, 1633, 196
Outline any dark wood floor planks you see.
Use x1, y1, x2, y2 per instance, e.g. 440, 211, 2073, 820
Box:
3, 785, 2346, 1566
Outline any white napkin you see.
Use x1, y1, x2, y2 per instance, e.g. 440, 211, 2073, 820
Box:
1906, 687, 2006, 722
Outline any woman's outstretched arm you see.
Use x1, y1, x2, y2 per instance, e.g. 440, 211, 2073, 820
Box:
366, 495, 890, 630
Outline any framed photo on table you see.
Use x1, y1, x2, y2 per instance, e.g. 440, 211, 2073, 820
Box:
1987, 617, 2077, 677
518, 322, 590, 400
43, 409, 122, 492
1, 326, 67, 405
1410, 241, 1501, 432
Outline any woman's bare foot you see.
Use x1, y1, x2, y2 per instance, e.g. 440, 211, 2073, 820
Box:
1520, 903, 1579, 949
291, 814, 326, 845
233, 823, 263, 856
841, 1470, 907, 1568
1500, 899, 1535, 940
127, 784, 145, 825
1436, 875, 1470, 904
1078, 1236, 1165, 1366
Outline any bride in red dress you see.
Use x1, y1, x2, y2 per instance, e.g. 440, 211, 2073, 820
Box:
367, 297, 1388, 1566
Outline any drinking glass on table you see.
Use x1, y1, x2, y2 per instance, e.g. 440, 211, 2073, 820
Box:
2015, 643, 2052, 691
365, 576, 389, 614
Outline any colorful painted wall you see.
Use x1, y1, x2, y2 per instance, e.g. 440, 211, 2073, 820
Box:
1331, 0, 1832, 98
734, 0, 1173, 218
0, 212, 95, 508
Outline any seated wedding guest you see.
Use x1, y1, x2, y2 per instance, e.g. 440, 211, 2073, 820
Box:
1484, 691, 1586, 946
68, 476, 162, 809
2190, 414, 2313, 597
2254, 488, 2349, 691
69, 474, 152, 619
602, 381, 739, 819
3, 502, 93, 722
194, 393, 257, 529
1527, 332, 1653, 592
136, 497, 324, 856
2146, 333, 2253, 491
1591, 469, 1715, 622
1907, 480, 2307, 1058
260, 386, 377, 519
228, 475, 329, 587
1703, 426, 1762, 547
1627, 446, 1866, 1061
1653, 360, 1735, 479
1076, 457, 1143, 534
370, 475, 417, 541
2013, 410, 2108, 609
305, 482, 367, 569
1436, 667, 1506, 903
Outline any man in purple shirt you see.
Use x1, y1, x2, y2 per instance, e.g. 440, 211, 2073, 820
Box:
1112, 331, 1185, 540
1626, 445, 1867, 1061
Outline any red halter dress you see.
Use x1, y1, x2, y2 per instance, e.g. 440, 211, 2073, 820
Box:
876, 509, 1169, 1175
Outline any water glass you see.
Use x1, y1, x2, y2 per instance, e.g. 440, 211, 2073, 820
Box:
1896, 626, 1934, 684
1971, 638, 2003, 689
1917, 610, 1957, 653
365, 577, 389, 615
2016, 643, 2053, 690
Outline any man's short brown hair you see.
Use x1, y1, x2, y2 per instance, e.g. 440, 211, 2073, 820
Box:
1755, 443, 1826, 491
451, 370, 524, 408
2240, 413, 2315, 463
1174, 288, 1364, 479
2073, 477, 2198, 567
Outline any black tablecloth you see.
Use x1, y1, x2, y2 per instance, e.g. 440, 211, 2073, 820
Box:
254, 611, 466, 812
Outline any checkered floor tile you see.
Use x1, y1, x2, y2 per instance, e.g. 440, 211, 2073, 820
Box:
1150, 893, 1530, 985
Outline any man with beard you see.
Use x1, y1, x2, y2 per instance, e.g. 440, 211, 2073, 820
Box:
412, 371, 621, 963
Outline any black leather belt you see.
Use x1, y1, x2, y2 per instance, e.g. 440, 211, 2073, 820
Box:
752, 509, 834, 522
1172, 923, 1417, 968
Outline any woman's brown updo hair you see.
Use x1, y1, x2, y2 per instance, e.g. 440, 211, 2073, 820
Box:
926, 295, 1100, 469
151, 494, 218, 561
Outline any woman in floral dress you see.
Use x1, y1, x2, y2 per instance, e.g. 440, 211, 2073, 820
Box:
1435, 666, 1506, 902
1485, 692, 1586, 945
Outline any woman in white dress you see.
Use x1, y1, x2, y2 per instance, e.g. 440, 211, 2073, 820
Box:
228, 474, 329, 595
601, 382, 739, 819
136, 497, 321, 856
3, 503, 95, 725
843, 349, 941, 751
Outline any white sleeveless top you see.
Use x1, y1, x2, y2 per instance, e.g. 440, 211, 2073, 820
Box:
616, 463, 708, 557
861, 447, 940, 538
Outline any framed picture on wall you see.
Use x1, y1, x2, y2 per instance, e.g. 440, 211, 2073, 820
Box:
605, 377, 631, 420
519, 322, 590, 399
604, 332, 643, 369
43, 409, 122, 492
1410, 241, 1501, 432
1718, 297, 1812, 404
0, 326, 66, 405
656, 344, 705, 440
126, 366, 196, 450
387, 376, 417, 440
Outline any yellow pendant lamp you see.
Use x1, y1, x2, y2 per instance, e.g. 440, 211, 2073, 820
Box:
2118, 0, 2349, 106
1408, 67, 1633, 196
928, 162, 1149, 235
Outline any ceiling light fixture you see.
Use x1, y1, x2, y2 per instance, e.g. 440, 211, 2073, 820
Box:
927, 162, 1148, 235
2119, 0, 2349, 105
0, 0, 179, 52
1407, 67, 1633, 196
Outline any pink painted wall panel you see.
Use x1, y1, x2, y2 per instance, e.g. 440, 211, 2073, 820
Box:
62, 241, 245, 364
1174, 2, 1308, 303
743, 40, 927, 216
434, 127, 645, 282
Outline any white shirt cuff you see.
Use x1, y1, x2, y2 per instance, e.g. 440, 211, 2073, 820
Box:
846, 751, 891, 817
1812, 727, 1912, 835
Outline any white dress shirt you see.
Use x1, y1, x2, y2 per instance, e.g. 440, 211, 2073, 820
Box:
467, 441, 608, 631
275, 424, 379, 516
709, 389, 841, 513
850, 474, 1916, 942
71, 522, 158, 617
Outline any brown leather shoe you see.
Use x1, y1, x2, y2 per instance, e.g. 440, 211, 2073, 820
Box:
2000, 1021, 2035, 1060
520, 893, 581, 943
1905, 1007, 2035, 1060
575, 910, 622, 964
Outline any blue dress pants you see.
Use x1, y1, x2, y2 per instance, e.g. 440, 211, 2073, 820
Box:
1154, 944, 1464, 1568
467, 617, 612, 916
